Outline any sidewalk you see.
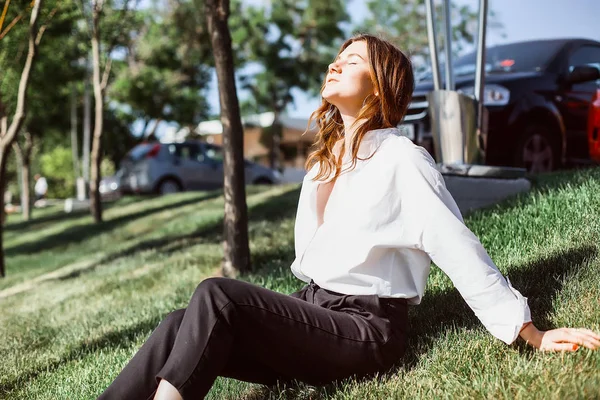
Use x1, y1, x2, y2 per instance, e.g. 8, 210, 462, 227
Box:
442, 174, 531, 215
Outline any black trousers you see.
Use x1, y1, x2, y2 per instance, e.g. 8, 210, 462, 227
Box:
98, 277, 409, 400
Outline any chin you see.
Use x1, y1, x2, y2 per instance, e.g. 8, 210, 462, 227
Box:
322, 92, 340, 107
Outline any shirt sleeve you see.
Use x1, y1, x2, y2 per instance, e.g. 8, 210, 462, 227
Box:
397, 145, 531, 344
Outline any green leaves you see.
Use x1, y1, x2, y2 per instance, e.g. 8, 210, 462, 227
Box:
109, 2, 212, 133
233, 0, 350, 113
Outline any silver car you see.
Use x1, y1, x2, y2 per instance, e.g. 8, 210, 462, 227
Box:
120, 141, 282, 195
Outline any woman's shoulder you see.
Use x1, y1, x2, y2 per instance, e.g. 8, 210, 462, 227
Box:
376, 129, 436, 166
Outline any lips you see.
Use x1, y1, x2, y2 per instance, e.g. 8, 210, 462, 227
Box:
327, 78, 338, 83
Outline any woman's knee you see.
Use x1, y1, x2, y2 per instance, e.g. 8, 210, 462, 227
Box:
194, 277, 232, 296
160, 308, 186, 330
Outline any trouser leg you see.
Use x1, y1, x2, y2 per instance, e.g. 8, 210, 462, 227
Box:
96, 284, 306, 400
157, 277, 407, 399
97, 309, 186, 400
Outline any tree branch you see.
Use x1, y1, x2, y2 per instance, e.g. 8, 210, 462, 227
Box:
35, 7, 58, 45
0, 116, 6, 137
100, 56, 112, 90
0, 0, 43, 148
0, 0, 12, 33
0, 14, 23, 41
99, 0, 136, 90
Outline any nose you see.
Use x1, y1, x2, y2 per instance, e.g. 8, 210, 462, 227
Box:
328, 60, 341, 74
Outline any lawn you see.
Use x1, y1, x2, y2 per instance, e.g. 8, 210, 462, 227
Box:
0, 168, 599, 400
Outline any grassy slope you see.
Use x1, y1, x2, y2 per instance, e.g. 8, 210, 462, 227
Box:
1, 168, 599, 399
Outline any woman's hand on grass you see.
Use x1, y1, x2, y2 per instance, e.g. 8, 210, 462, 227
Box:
520, 323, 600, 352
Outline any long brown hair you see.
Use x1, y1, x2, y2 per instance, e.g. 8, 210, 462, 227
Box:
305, 34, 414, 181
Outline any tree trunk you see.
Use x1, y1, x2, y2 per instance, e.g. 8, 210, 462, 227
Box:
70, 85, 80, 179
82, 64, 91, 192
0, 152, 8, 277
89, 0, 104, 223
270, 108, 283, 171
12, 132, 33, 221
0, 0, 43, 277
204, 0, 250, 277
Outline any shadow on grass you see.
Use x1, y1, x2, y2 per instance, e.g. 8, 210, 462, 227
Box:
4, 198, 141, 233
2, 245, 595, 399
55, 187, 301, 282
399, 244, 597, 367
0, 316, 163, 397
5, 192, 223, 258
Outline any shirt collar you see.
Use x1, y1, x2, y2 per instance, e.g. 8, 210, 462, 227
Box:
305, 128, 400, 181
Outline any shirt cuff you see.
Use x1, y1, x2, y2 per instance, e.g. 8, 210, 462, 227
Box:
477, 277, 532, 345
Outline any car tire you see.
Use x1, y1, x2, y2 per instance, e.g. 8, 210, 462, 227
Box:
157, 178, 182, 195
514, 124, 561, 173
253, 177, 273, 185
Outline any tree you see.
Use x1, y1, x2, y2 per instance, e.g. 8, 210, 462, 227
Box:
0, 0, 45, 278
10, 3, 82, 220
12, 132, 33, 219
87, 0, 139, 223
234, 0, 349, 170
358, 0, 504, 73
203, 0, 250, 277
110, 2, 212, 140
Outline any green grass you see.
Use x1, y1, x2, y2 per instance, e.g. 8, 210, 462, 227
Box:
1, 168, 599, 400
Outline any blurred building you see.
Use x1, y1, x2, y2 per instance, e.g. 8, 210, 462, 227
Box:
191, 112, 318, 168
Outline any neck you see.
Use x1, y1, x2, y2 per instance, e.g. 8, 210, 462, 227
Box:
339, 111, 364, 151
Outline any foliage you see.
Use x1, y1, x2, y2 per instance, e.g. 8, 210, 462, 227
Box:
233, 0, 350, 113
39, 145, 75, 198
100, 156, 116, 177
109, 1, 213, 137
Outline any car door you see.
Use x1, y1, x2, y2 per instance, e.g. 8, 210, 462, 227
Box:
199, 144, 225, 190
561, 45, 600, 160
168, 143, 207, 191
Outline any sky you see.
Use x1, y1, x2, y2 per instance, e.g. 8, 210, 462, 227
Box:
152, 0, 600, 134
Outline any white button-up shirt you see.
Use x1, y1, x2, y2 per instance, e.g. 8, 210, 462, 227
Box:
290, 128, 531, 344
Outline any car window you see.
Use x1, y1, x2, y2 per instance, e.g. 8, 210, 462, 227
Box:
569, 46, 600, 74
127, 143, 157, 161
168, 143, 201, 160
204, 145, 224, 163
569, 46, 600, 90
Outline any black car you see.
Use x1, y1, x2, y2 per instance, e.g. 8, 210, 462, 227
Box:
405, 38, 600, 173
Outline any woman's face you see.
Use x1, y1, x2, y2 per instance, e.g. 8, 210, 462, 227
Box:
322, 40, 375, 115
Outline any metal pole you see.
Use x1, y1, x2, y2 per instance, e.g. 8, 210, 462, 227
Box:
474, 0, 488, 134
443, 0, 454, 91
425, 0, 442, 91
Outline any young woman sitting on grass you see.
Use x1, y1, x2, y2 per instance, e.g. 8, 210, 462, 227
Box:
99, 34, 600, 400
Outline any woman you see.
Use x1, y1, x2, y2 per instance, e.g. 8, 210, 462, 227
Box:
99, 34, 600, 400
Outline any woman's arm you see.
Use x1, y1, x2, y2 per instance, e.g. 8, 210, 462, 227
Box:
396, 143, 600, 350
520, 322, 600, 351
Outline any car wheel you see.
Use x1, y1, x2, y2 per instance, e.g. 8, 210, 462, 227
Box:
158, 179, 182, 195
515, 125, 560, 173
253, 177, 273, 185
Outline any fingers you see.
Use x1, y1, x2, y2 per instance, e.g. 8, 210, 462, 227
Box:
566, 328, 600, 350
575, 328, 600, 341
541, 342, 579, 352
542, 328, 600, 352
